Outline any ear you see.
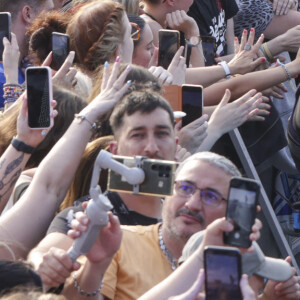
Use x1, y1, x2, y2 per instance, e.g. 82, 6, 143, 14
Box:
21, 5, 33, 24
165, 0, 175, 7
109, 141, 119, 155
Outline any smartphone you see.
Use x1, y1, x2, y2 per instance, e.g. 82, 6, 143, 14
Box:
0, 12, 11, 62
202, 36, 216, 66
107, 155, 178, 197
158, 29, 180, 70
181, 84, 203, 127
224, 177, 260, 248
26, 67, 53, 129
204, 246, 242, 300
51, 32, 70, 70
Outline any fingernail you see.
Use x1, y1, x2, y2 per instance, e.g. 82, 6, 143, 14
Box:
104, 61, 109, 68
243, 29, 247, 33
126, 64, 131, 70
115, 56, 120, 63
126, 80, 132, 85
82, 218, 88, 225
50, 111, 56, 117
70, 51, 75, 57
234, 36, 238, 41
250, 28, 254, 32
261, 57, 266, 62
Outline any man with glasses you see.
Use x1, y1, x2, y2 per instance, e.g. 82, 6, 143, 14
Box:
61, 151, 261, 300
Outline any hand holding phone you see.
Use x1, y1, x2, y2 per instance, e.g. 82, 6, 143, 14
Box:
0, 12, 11, 62
224, 177, 260, 248
26, 66, 53, 129
158, 29, 180, 70
204, 246, 242, 300
181, 84, 203, 127
51, 32, 70, 71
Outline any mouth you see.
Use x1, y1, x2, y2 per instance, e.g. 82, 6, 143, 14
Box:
176, 208, 204, 226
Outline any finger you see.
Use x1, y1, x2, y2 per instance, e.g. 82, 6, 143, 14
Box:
240, 274, 256, 299
70, 218, 88, 232
67, 229, 81, 239
101, 61, 110, 91
171, 12, 179, 27
169, 46, 184, 69
164, 73, 173, 85
165, 13, 173, 28
253, 34, 264, 53
218, 89, 231, 107
42, 51, 53, 67
65, 67, 77, 82
106, 57, 121, 89
247, 28, 255, 46
250, 56, 266, 69
234, 36, 240, 55
148, 46, 158, 68
112, 64, 132, 93
175, 120, 182, 131
54, 51, 75, 78
240, 29, 248, 50
235, 89, 257, 107
20, 95, 28, 119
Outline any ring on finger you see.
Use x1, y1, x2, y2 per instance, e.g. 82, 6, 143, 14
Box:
244, 43, 251, 51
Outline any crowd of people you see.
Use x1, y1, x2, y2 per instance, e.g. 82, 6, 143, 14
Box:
1, 0, 300, 299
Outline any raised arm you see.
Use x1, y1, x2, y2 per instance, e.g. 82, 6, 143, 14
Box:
0, 60, 131, 259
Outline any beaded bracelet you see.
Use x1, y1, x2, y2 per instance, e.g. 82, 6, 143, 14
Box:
3, 84, 23, 102
276, 59, 292, 81
72, 273, 103, 297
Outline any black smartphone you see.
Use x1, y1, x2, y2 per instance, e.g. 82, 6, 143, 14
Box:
0, 12, 11, 62
224, 177, 260, 248
181, 84, 203, 127
204, 246, 242, 300
202, 36, 216, 66
51, 32, 70, 70
26, 67, 53, 129
158, 29, 180, 70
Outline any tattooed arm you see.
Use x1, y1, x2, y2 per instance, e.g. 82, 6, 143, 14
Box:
0, 96, 57, 214
0, 148, 27, 213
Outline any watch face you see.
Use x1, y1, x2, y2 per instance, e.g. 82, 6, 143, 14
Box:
189, 36, 200, 46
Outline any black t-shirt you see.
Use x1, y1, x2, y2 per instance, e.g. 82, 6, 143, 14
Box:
47, 191, 160, 235
188, 0, 238, 56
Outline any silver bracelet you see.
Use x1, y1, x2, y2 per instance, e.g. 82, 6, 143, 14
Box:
276, 59, 292, 81
72, 272, 103, 297
74, 114, 97, 132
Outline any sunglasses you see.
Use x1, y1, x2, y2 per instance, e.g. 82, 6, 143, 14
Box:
130, 22, 141, 41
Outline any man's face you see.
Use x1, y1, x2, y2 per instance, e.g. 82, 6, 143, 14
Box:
163, 159, 231, 241
111, 107, 177, 160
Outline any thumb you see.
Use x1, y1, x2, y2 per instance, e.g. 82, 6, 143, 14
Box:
218, 89, 231, 107
175, 120, 182, 131
42, 51, 53, 67
251, 57, 266, 69
148, 46, 158, 68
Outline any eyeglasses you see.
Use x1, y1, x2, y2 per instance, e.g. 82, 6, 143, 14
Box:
130, 22, 141, 41
174, 180, 227, 207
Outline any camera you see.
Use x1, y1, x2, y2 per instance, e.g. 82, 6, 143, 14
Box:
107, 155, 178, 197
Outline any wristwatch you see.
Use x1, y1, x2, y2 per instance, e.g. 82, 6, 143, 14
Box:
186, 35, 201, 47
11, 137, 35, 154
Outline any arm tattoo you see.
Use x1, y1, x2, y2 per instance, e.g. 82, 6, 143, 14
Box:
4, 153, 24, 177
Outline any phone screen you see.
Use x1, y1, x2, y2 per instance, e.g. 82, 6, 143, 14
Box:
51, 32, 69, 70
27, 67, 52, 128
205, 247, 242, 300
202, 36, 216, 66
224, 178, 259, 248
158, 30, 179, 70
0, 13, 11, 62
182, 85, 203, 127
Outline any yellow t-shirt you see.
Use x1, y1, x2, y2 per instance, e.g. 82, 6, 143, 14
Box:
101, 223, 173, 300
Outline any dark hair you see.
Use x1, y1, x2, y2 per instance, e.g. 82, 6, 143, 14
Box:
0, 260, 42, 295
67, 1, 125, 74
0, 86, 87, 166
110, 89, 174, 137
27, 10, 71, 65
88, 64, 162, 137
0, 0, 50, 21
127, 14, 146, 48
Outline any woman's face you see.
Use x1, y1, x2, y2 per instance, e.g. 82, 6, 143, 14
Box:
119, 14, 134, 63
132, 23, 155, 68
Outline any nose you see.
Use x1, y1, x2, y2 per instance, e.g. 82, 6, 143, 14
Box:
144, 134, 159, 157
185, 191, 203, 212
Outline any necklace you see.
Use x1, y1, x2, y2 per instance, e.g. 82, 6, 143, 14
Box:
158, 225, 178, 271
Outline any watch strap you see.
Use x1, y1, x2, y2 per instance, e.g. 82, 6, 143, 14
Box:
11, 137, 35, 154
218, 61, 231, 79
